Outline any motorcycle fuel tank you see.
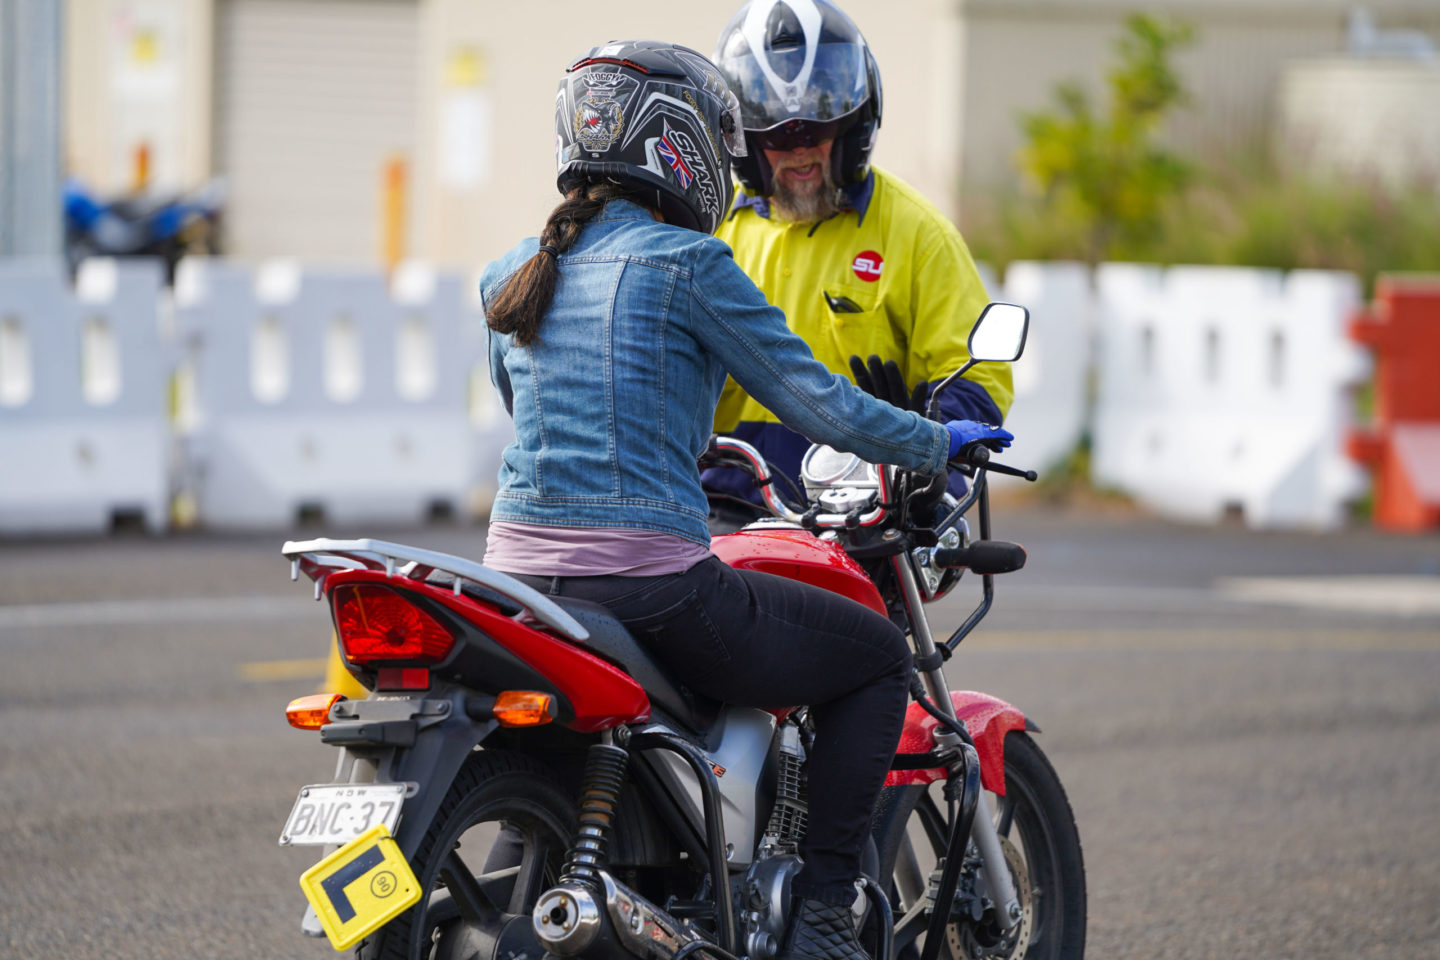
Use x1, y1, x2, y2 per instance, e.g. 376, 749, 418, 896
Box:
711, 527, 887, 617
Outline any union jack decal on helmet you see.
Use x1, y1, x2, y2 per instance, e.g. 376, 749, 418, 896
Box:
657, 120, 697, 190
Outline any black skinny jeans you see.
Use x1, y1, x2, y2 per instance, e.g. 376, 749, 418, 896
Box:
514, 554, 912, 906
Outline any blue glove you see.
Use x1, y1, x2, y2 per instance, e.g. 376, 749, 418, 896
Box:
945, 420, 1014, 459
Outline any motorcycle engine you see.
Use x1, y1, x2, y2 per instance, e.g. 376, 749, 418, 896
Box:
739, 721, 873, 957
739, 854, 803, 959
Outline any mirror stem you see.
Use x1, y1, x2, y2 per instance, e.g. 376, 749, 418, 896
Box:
926, 359, 978, 421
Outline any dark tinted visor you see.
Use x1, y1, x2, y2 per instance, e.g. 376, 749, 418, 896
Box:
748, 117, 842, 152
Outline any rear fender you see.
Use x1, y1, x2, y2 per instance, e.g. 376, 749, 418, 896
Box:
885, 691, 1030, 795
321, 687, 498, 861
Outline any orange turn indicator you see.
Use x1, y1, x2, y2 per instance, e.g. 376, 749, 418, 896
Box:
287, 692, 346, 731
492, 691, 555, 728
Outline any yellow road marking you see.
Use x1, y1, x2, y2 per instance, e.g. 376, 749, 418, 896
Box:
239, 657, 328, 681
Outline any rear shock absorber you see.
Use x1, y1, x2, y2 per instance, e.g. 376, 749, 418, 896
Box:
534, 743, 630, 956
560, 742, 630, 884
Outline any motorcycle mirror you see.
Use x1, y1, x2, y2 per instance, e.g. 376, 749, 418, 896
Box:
967, 302, 1029, 363
925, 302, 1030, 421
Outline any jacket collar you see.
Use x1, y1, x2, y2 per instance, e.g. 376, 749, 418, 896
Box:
594, 198, 658, 223
728, 171, 875, 228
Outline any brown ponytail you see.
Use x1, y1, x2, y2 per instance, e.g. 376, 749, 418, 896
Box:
485, 182, 634, 346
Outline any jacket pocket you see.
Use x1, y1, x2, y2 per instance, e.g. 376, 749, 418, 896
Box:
622, 588, 731, 682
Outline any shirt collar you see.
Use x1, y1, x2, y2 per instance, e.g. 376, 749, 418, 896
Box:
728, 170, 875, 228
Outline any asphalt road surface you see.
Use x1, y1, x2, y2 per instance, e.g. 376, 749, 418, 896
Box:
2, 507, 1437, 959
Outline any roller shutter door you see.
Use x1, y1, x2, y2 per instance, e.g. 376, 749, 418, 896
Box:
215, 0, 418, 263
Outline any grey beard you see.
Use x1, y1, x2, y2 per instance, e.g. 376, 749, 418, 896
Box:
769, 169, 843, 223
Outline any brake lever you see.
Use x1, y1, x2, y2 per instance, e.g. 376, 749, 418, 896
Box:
955, 442, 1037, 482
985, 460, 1038, 482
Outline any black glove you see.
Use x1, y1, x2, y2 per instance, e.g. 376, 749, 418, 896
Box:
848, 354, 949, 522
848, 354, 931, 414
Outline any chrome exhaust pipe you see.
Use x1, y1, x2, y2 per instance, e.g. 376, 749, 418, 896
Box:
533, 882, 605, 955
533, 871, 718, 960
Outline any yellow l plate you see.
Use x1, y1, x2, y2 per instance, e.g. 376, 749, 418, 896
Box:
299, 823, 422, 951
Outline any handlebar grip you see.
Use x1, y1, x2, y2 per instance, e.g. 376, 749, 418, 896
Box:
962, 443, 991, 466
932, 540, 1027, 575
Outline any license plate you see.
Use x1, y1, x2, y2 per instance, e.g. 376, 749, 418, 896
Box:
280, 783, 406, 847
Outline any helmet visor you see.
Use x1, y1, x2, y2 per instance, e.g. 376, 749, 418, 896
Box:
720, 39, 868, 129
718, 86, 749, 158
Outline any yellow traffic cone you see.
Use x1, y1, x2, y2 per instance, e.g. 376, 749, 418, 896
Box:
323, 632, 370, 700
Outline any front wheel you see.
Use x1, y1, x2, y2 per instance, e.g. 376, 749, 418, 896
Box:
357, 749, 574, 960
873, 732, 1086, 960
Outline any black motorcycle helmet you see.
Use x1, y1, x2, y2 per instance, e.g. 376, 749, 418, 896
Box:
555, 41, 747, 235
714, 0, 883, 197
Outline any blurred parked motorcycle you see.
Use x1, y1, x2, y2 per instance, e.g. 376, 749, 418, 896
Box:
63, 177, 224, 283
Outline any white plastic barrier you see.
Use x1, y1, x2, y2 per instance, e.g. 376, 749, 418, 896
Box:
980, 261, 1092, 485
1092, 264, 1369, 529
0, 258, 170, 535
464, 273, 514, 513
175, 259, 507, 529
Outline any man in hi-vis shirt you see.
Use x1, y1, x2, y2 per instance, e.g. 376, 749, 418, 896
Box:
705, 0, 1012, 528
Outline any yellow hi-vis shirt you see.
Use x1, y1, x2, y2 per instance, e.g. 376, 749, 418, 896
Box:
712, 166, 1012, 433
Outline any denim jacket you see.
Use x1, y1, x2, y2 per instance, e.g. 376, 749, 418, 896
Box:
480, 200, 949, 546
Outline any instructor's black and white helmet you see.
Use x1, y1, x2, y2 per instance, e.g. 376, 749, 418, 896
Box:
555, 40, 747, 236
714, 0, 882, 197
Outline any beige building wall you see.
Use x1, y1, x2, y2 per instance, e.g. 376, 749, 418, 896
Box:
64, 0, 1439, 267
1280, 59, 1440, 187
64, 0, 213, 193
414, 0, 964, 270
63, 0, 964, 267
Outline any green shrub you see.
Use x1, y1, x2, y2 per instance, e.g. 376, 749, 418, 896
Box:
967, 15, 1440, 292
966, 148, 1440, 294
1014, 13, 1196, 266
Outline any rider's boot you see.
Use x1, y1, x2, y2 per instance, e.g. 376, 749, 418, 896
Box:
777, 897, 871, 960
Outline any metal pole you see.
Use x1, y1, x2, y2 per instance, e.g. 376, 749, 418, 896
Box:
0, 0, 63, 257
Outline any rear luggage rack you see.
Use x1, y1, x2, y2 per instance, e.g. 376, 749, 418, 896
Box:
282, 537, 590, 643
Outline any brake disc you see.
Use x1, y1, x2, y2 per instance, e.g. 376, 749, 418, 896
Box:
949, 835, 1033, 960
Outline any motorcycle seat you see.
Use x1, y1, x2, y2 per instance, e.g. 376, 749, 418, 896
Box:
431, 573, 720, 734
546, 596, 723, 734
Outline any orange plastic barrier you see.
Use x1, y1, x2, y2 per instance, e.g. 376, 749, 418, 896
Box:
1348, 276, 1440, 532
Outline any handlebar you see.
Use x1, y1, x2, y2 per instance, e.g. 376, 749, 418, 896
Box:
932, 540, 1027, 575
704, 437, 807, 524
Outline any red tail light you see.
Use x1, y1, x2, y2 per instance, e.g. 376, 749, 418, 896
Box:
333, 584, 456, 667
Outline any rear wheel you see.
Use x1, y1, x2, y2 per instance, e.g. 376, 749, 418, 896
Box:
874, 732, 1086, 960
357, 750, 574, 960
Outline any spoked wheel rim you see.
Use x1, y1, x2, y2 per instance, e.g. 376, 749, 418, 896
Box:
417, 797, 570, 960
895, 780, 1060, 960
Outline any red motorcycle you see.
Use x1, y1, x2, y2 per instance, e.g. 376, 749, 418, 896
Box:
277, 303, 1085, 960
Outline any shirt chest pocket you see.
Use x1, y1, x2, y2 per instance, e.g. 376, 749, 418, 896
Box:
815, 279, 901, 362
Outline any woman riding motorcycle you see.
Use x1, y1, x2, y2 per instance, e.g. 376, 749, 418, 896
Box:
478, 41, 1012, 960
